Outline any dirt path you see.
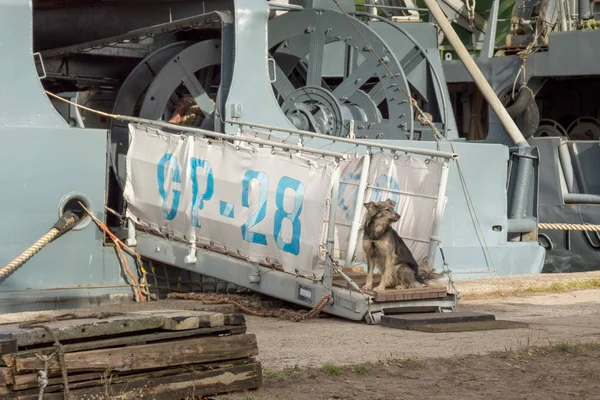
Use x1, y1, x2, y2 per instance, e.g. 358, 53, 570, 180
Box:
221, 286, 600, 400
223, 342, 600, 400
244, 288, 600, 371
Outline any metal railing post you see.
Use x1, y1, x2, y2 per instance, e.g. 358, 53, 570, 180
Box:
427, 160, 450, 267
344, 151, 371, 267
324, 164, 341, 293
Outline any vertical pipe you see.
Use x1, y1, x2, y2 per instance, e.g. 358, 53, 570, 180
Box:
558, 140, 575, 192
481, 0, 500, 59
427, 161, 450, 268
324, 165, 341, 293
344, 151, 371, 267
559, 0, 568, 31
422, 0, 528, 146
508, 148, 534, 220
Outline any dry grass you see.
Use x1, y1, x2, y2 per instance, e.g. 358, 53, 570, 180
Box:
461, 278, 600, 300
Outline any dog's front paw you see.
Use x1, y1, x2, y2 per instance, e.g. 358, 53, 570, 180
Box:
374, 284, 386, 292
362, 284, 373, 291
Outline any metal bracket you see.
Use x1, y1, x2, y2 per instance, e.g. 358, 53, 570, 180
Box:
184, 242, 198, 264
268, 57, 277, 83
33, 52, 47, 80
126, 218, 137, 247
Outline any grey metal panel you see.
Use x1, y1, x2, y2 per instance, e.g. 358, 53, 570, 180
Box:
0, 126, 126, 290
540, 204, 600, 273
223, 0, 302, 138
527, 137, 565, 206
0, 0, 65, 127
547, 31, 600, 76
33, 0, 233, 51
570, 142, 600, 195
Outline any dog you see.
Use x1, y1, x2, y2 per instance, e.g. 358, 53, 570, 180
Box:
362, 199, 444, 291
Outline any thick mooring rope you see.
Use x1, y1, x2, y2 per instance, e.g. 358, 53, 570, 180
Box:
0, 229, 60, 279
538, 222, 600, 231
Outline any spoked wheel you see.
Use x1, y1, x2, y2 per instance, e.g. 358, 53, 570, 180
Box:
267, 8, 414, 139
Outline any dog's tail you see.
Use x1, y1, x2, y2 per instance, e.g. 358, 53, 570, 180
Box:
417, 258, 445, 281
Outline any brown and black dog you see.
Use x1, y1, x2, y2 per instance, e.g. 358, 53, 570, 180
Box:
362, 199, 443, 291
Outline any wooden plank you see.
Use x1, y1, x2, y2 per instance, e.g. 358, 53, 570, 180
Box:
131, 309, 225, 330
380, 311, 496, 330
14, 371, 105, 391
0, 338, 17, 355
341, 267, 365, 273
224, 313, 245, 326
7, 361, 262, 400
0, 367, 12, 385
14, 359, 254, 395
5, 325, 246, 369
15, 334, 259, 374
0, 314, 165, 347
10, 326, 247, 390
408, 320, 530, 333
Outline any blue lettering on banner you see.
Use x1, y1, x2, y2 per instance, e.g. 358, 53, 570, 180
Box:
155, 154, 308, 256
372, 174, 400, 208
219, 201, 235, 219
190, 158, 215, 228
337, 172, 361, 222
157, 153, 181, 220
274, 177, 304, 256
241, 170, 269, 246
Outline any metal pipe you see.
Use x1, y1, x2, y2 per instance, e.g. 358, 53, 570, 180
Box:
507, 218, 537, 233
422, 0, 528, 146
363, 4, 429, 12
558, 141, 576, 192
116, 115, 347, 160
427, 161, 450, 267
508, 149, 534, 220
564, 193, 600, 204
268, 2, 303, 11
226, 120, 459, 160
481, 0, 500, 59
579, 0, 594, 23
324, 167, 341, 293
344, 151, 371, 267
559, 0, 568, 31
569, 144, 590, 194
366, 0, 378, 16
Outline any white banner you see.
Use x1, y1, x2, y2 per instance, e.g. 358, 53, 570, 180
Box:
124, 124, 338, 279
335, 152, 447, 265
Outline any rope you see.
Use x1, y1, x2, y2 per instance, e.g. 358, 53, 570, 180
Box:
167, 292, 332, 322
0, 229, 60, 280
36, 353, 55, 400
77, 202, 148, 302
538, 223, 600, 231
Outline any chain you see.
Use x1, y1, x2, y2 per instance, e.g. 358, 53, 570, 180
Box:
465, 0, 476, 23
438, 241, 461, 300
167, 292, 332, 322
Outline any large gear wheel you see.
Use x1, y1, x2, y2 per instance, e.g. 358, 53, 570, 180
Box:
267, 8, 414, 139
109, 39, 221, 188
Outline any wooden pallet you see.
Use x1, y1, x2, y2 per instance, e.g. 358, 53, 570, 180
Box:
333, 271, 448, 302
363, 287, 448, 302
0, 307, 261, 399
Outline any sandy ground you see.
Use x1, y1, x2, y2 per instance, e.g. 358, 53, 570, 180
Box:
2, 273, 600, 399
245, 288, 600, 371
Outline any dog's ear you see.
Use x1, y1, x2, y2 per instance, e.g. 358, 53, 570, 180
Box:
385, 199, 397, 208
364, 202, 376, 213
